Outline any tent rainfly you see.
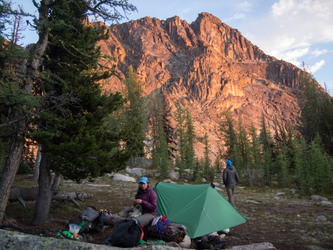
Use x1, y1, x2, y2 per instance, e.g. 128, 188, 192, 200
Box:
153, 182, 247, 239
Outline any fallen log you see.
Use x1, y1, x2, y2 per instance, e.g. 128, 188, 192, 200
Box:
9, 186, 93, 209
103, 206, 133, 226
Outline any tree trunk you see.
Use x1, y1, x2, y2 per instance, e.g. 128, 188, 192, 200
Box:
32, 151, 52, 225
0, 127, 25, 223
33, 144, 42, 183
0, 0, 51, 224
52, 172, 62, 191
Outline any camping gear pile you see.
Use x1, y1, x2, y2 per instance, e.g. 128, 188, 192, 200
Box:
147, 215, 187, 243
60, 206, 109, 240
58, 182, 246, 248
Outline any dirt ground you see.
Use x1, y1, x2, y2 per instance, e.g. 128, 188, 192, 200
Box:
4, 173, 333, 249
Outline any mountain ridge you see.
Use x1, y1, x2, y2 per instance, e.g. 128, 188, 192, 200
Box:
97, 12, 316, 160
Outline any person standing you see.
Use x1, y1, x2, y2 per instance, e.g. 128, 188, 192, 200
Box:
133, 176, 157, 226
223, 160, 239, 207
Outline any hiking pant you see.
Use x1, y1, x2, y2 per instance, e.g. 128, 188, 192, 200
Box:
226, 185, 236, 207
136, 213, 155, 226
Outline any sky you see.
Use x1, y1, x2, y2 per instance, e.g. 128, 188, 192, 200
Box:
12, 0, 333, 95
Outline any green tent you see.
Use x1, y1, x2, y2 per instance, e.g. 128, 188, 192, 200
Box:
153, 182, 247, 239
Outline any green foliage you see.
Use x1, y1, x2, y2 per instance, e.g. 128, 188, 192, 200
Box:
202, 132, 213, 181
277, 144, 290, 187
184, 109, 195, 172
219, 105, 333, 195
174, 102, 186, 177
299, 74, 333, 156
150, 92, 170, 176
17, 160, 33, 174
28, 0, 129, 181
214, 148, 223, 173
174, 102, 196, 179
193, 157, 204, 183
122, 66, 147, 164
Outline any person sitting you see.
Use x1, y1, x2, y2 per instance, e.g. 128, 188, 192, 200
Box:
132, 176, 157, 226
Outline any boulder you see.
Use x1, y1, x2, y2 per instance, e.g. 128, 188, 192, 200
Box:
112, 173, 136, 182
311, 195, 328, 201
168, 171, 180, 180
126, 167, 147, 177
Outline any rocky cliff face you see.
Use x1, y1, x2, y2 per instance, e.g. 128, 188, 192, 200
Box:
98, 12, 311, 160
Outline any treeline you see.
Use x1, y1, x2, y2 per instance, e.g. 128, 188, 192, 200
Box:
146, 75, 333, 195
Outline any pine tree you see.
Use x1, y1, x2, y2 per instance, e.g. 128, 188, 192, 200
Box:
220, 110, 238, 159
307, 135, 332, 193
249, 123, 261, 183
220, 111, 242, 177
184, 108, 195, 175
29, 1, 134, 225
0, 1, 37, 223
175, 101, 186, 177
203, 132, 212, 180
294, 137, 311, 194
122, 65, 147, 166
299, 74, 333, 156
277, 144, 290, 188
150, 92, 169, 176
259, 113, 274, 186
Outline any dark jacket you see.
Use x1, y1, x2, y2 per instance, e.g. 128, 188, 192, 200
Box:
135, 186, 158, 216
223, 165, 239, 187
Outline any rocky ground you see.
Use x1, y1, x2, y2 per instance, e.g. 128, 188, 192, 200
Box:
3, 172, 333, 249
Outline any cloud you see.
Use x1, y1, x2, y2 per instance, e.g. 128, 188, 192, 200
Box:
311, 49, 328, 57
272, 0, 332, 18
270, 0, 333, 43
309, 60, 325, 73
271, 47, 309, 66
238, 1, 252, 13
225, 12, 246, 21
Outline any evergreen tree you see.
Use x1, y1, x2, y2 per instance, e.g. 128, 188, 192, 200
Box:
29, 1, 134, 225
184, 108, 195, 175
259, 113, 274, 186
277, 144, 290, 187
122, 65, 147, 166
220, 111, 242, 178
249, 123, 261, 184
213, 148, 223, 174
299, 74, 333, 156
175, 101, 186, 177
307, 135, 332, 193
237, 122, 251, 184
294, 137, 311, 194
203, 132, 212, 180
194, 157, 204, 183
150, 92, 169, 176
0, 0, 37, 223
220, 111, 237, 159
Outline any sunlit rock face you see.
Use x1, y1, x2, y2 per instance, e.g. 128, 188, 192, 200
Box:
98, 12, 315, 159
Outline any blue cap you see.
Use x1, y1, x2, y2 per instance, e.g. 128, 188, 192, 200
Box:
139, 176, 148, 184
226, 160, 232, 166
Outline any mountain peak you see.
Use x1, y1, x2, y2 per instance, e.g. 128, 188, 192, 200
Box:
99, 13, 316, 159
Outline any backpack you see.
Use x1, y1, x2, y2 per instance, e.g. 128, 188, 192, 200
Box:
110, 218, 144, 247
66, 206, 104, 235
152, 215, 172, 235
